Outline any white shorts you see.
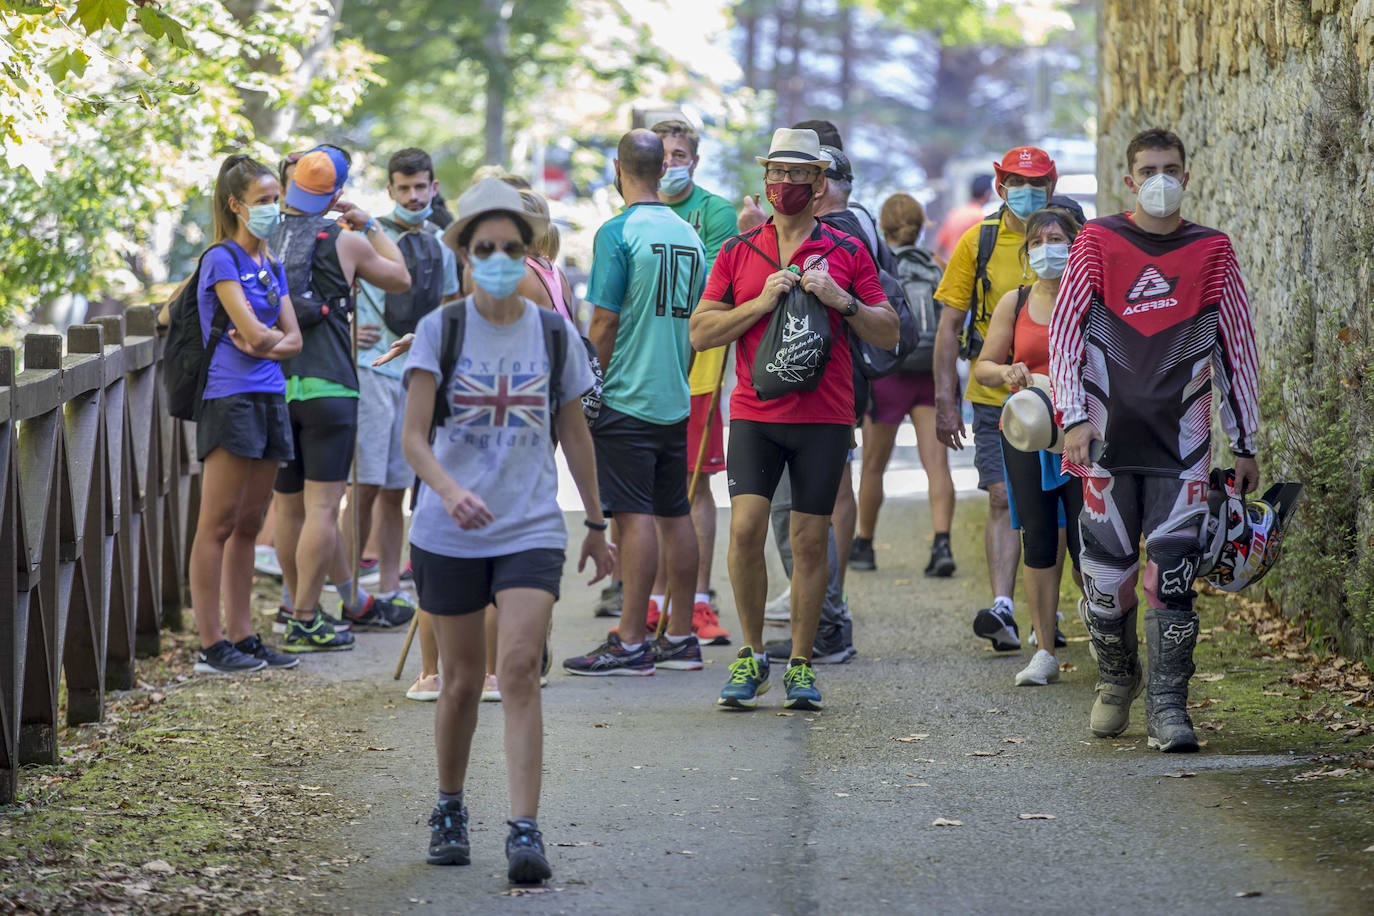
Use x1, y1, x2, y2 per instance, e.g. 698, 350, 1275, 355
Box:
355, 369, 411, 489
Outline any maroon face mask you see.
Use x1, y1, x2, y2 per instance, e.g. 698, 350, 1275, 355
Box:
765, 181, 814, 216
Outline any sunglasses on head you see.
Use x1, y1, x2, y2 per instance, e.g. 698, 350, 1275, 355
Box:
471, 240, 527, 260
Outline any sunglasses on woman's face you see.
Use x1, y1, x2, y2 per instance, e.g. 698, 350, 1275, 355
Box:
471, 240, 527, 260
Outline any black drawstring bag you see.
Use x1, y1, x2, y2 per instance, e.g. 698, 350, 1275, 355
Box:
743, 235, 847, 401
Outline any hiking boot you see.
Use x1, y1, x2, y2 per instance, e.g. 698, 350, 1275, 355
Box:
593, 579, 623, 618
1145, 607, 1201, 753
233, 634, 300, 669
692, 602, 731, 645
273, 605, 351, 635
562, 632, 655, 676
1086, 606, 1142, 738
783, 658, 823, 711
849, 536, 876, 571
924, 539, 956, 578
283, 610, 356, 653
1077, 597, 1096, 662
763, 587, 791, 623
652, 633, 704, 670
718, 648, 770, 709
763, 620, 855, 665
344, 594, 413, 630
193, 640, 268, 675
427, 799, 470, 866
505, 819, 552, 884
973, 605, 1020, 651
1015, 649, 1061, 686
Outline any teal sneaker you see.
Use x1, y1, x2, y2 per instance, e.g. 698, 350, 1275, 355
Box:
783, 657, 822, 711
283, 610, 356, 653
718, 647, 770, 709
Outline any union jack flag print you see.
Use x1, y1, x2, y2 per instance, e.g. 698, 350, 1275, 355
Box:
449, 373, 548, 427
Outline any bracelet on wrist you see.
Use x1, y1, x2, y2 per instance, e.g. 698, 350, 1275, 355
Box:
584, 518, 608, 531
363, 217, 378, 236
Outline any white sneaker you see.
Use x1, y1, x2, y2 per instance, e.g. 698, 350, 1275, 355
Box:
1015, 649, 1061, 686
480, 674, 501, 702
406, 673, 441, 702
253, 545, 282, 579
764, 587, 791, 623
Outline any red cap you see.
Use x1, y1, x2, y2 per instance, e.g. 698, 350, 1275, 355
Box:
993, 146, 1057, 186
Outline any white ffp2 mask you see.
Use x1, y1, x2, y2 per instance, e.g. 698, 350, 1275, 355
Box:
1136, 173, 1184, 218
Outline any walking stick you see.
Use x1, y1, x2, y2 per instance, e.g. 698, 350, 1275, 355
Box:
394, 613, 419, 680
655, 350, 729, 641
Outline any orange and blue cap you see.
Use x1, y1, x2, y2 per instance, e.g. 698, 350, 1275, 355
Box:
285, 146, 350, 213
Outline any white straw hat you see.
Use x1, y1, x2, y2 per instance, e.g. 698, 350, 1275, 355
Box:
442, 178, 548, 251
755, 128, 834, 169
1000, 374, 1064, 454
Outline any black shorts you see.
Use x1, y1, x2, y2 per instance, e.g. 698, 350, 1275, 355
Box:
726, 419, 850, 516
274, 396, 358, 493
410, 544, 564, 616
592, 406, 690, 517
197, 392, 294, 463
972, 402, 1006, 491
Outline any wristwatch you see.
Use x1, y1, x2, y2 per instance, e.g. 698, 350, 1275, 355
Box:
843, 295, 859, 317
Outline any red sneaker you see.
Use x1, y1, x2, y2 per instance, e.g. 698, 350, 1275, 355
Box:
645, 599, 661, 633
692, 602, 731, 645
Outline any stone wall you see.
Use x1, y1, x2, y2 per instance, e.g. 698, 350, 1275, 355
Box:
1097, 0, 1374, 656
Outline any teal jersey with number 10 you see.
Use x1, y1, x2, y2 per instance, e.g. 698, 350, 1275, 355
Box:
586, 201, 705, 424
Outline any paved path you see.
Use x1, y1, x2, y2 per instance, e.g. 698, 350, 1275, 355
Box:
313, 478, 1371, 916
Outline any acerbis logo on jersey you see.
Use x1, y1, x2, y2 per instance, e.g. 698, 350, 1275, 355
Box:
1122, 264, 1180, 315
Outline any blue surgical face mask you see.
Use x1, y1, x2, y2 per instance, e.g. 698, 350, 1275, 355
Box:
243, 202, 280, 240
1004, 184, 1048, 220
1027, 242, 1070, 279
393, 201, 433, 225
661, 164, 693, 197
470, 251, 526, 298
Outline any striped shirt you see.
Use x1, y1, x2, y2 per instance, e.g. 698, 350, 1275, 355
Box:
1049, 213, 1260, 480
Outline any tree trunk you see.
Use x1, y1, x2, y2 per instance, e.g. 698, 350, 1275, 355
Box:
226, 0, 345, 144
740, 0, 758, 90
837, 3, 854, 142
482, 0, 512, 167
780, 0, 806, 126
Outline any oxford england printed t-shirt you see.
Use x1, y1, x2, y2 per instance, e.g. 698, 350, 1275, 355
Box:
665, 183, 737, 396
198, 240, 288, 400
403, 300, 595, 559
703, 220, 886, 426
586, 201, 705, 425
933, 210, 1036, 407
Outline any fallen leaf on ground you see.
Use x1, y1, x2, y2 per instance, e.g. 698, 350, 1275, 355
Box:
552, 841, 602, 847
931, 818, 962, 827
1003, 737, 1027, 744
776, 712, 796, 717
894, 734, 930, 742
904, 782, 930, 787
1195, 673, 1225, 682
967, 750, 1004, 757
1017, 813, 1056, 820
1059, 662, 1076, 672
363, 746, 396, 751
1235, 891, 1262, 898
893, 579, 911, 586
1162, 771, 1197, 778
141, 860, 174, 874
834, 792, 850, 797
1363, 845, 1374, 853
503, 887, 550, 896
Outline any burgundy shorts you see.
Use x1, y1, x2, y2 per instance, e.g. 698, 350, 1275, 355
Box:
686, 393, 725, 475
868, 371, 936, 425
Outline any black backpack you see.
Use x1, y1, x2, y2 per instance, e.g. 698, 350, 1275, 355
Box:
959, 196, 1086, 360
824, 212, 920, 381
162, 242, 241, 421
378, 217, 446, 336
892, 247, 944, 373
430, 299, 574, 445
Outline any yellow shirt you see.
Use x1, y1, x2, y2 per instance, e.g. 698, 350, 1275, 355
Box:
932, 211, 1036, 406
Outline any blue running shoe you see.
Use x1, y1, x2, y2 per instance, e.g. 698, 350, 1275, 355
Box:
783, 657, 822, 711
427, 799, 470, 866
718, 647, 770, 709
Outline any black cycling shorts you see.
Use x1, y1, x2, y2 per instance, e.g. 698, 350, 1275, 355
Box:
726, 419, 850, 516
592, 405, 690, 517
274, 396, 358, 492
410, 544, 564, 616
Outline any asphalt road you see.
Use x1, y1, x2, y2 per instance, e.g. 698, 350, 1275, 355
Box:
319, 475, 1372, 916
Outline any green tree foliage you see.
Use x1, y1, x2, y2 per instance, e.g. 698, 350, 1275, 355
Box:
0, 0, 380, 326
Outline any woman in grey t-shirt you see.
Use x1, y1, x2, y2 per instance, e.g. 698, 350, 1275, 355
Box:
400, 180, 615, 885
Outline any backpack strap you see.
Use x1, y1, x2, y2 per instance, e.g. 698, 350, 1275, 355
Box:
1013, 284, 1031, 323
203, 241, 243, 355
430, 297, 469, 441
537, 308, 568, 437
967, 210, 1004, 322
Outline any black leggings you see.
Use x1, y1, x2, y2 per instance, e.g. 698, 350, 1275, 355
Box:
1001, 435, 1083, 571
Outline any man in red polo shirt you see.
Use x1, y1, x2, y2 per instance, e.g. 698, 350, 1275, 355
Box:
690, 128, 898, 712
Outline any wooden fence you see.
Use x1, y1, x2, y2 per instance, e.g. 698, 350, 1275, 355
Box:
0, 305, 202, 805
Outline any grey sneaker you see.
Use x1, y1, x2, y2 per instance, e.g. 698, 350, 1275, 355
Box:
763, 620, 855, 665
763, 587, 791, 623
593, 579, 622, 618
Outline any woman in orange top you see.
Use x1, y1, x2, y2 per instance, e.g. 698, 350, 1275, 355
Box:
974, 207, 1082, 688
